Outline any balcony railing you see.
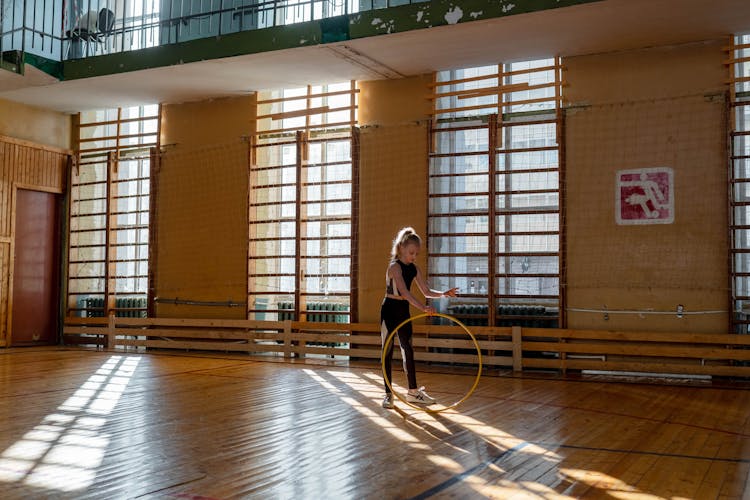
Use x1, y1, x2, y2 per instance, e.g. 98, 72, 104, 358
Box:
0, 0, 428, 66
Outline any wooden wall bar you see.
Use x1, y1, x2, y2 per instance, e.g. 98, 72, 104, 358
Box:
0, 135, 71, 346
62, 316, 750, 378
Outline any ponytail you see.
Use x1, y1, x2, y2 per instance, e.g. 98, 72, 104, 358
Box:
390, 227, 422, 261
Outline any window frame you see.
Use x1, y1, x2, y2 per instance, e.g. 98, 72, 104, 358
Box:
730, 34, 750, 333
248, 82, 359, 323
428, 59, 564, 327
67, 105, 160, 318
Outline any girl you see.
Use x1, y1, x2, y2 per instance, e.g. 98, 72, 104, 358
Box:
381, 227, 458, 409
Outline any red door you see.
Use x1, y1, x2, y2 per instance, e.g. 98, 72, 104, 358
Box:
11, 189, 60, 345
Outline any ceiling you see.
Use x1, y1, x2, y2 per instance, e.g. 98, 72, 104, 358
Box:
0, 0, 748, 113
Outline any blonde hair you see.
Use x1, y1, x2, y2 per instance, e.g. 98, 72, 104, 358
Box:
390, 227, 422, 261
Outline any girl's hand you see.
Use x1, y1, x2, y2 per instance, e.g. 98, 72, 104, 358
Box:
442, 287, 459, 298
423, 305, 436, 315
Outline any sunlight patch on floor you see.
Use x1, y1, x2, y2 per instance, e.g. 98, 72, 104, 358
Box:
560, 467, 650, 499
303, 368, 430, 449
0, 356, 141, 492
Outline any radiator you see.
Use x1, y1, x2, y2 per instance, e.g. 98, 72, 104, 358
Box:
77, 296, 147, 318
448, 304, 559, 328
277, 301, 350, 347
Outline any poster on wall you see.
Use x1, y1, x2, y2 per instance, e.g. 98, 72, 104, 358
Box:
615, 167, 674, 225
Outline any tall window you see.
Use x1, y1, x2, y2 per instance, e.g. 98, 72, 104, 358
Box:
158, 0, 359, 45
249, 82, 358, 323
67, 105, 159, 318
731, 34, 750, 333
429, 59, 563, 327
277, 0, 354, 25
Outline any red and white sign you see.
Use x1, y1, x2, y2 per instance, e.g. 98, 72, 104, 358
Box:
616, 167, 674, 225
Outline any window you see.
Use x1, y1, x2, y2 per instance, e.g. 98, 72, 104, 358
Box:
249, 82, 358, 323
429, 59, 563, 327
67, 105, 159, 318
158, 0, 359, 45
731, 34, 750, 333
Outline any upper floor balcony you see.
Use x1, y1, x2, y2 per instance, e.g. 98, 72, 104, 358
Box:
2, 0, 602, 76
4, 0, 410, 64
0, 0, 748, 113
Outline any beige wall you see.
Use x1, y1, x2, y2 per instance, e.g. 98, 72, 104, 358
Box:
564, 40, 728, 332
358, 123, 430, 323
0, 98, 72, 150
358, 75, 433, 126
356, 41, 731, 330
155, 80, 434, 323
161, 96, 254, 147
156, 96, 255, 318
357, 76, 432, 323
147, 39, 732, 333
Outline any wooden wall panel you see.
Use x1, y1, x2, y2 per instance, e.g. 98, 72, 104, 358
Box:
13, 147, 68, 192
0, 135, 70, 346
0, 243, 8, 346
0, 143, 10, 237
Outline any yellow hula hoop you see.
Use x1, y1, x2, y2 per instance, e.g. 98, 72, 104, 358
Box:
381, 312, 482, 413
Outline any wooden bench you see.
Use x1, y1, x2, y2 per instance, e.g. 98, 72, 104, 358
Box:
63, 316, 750, 377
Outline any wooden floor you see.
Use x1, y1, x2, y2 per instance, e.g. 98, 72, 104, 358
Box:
0, 349, 749, 499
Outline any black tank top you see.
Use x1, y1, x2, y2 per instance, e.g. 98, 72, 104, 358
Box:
386, 260, 417, 297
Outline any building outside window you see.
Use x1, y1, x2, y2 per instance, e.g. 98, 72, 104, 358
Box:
731, 34, 750, 333
249, 82, 358, 324
67, 105, 159, 318
429, 59, 563, 327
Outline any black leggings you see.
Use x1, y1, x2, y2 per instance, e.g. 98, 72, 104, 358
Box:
381, 298, 417, 394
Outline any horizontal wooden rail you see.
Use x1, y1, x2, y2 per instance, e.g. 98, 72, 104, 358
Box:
62, 317, 750, 378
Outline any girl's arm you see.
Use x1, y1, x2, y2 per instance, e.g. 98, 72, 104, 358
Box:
389, 263, 434, 313
414, 266, 459, 299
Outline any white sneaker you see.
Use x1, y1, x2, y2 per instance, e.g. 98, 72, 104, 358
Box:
382, 394, 394, 409
406, 387, 436, 405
